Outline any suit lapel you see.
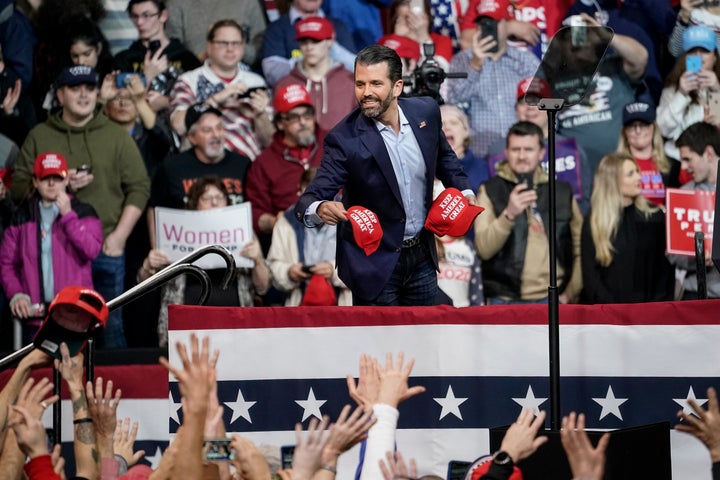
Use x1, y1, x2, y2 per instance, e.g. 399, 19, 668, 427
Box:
356, 114, 403, 206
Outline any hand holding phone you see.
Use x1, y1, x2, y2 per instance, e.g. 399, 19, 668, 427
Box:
686, 55, 703, 74
301, 264, 314, 274
477, 17, 499, 53
203, 439, 234, 461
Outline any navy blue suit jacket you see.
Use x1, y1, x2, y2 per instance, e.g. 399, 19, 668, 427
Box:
295, 96, 470, 300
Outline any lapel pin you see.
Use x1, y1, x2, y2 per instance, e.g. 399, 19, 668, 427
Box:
419, 121, 427, 128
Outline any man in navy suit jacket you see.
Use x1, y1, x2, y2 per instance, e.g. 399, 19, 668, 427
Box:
295, 45, 475, 306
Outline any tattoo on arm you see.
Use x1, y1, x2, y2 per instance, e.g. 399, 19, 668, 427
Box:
72, 394, 88, 414
92, 449, 99, 463
76, 423, 96, 444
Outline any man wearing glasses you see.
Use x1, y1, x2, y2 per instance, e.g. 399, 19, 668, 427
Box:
170, 19, 273, 161
245, 84, 324, 252
114, 0, 200, 113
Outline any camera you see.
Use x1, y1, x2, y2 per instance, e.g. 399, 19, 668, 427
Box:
403, 43, 467, 104
76, 164, 92, 174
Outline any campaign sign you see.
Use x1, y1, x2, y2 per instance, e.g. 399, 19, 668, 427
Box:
155, 202, 254, 269
487, 137, 582, 199
666, 188, 715, 256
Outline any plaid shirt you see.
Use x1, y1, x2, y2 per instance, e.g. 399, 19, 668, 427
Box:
446, 47, 539, 156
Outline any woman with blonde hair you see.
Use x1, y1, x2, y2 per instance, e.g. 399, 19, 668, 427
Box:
618, 101, 680, 206
580, 153, 674, 304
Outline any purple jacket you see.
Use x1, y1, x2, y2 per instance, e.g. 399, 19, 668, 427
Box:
0, 194, 103, 303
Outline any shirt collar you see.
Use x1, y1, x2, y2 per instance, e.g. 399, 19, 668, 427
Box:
373, 105, 410, 133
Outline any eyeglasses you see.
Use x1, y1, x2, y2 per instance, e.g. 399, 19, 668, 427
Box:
129, 11, 160, 22
624, 122, 652, 133
199, 193, 226, 203
282, 110, 314, 124
212, 40, 244, 49
109, 95, 133, 103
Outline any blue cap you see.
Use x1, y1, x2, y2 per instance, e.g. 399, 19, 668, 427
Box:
55, 65, 98, 88
623, 101, 656, 125
683, 25, 717, 53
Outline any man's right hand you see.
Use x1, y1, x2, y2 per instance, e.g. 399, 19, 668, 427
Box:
505, 182, 537, 219
317, 201, 348, 225
68, 169, 94, 191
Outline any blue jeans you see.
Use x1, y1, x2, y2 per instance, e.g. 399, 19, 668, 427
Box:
354, 243, 438, 306
92, 251, 126, 348
488, 296, 548, 305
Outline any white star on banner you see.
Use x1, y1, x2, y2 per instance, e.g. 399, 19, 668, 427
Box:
169, 392, 182, 425
433, 385, 469, 420
512, 386, 547, 415
674, 387, 708, 416
146, 446, 164, 470
225, 388, 257, 424
295, 387, 326, 422
592, 386, 628, 421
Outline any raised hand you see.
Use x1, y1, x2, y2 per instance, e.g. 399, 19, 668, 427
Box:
499, 409, 548, 463
376, 352, 426, 408
346, 353, 381, 410
676, 386, 720, 463
561, 412, 610, 480
114, 417, 145, 467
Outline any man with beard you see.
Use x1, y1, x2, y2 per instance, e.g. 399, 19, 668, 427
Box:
474, 121, 582, 305
245, 84, 324, 253
295, 45, 474, 306
148, 104, 251, 245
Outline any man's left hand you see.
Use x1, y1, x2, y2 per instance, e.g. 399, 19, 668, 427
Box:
103, 231, 126, 257
465, 194, 478, 206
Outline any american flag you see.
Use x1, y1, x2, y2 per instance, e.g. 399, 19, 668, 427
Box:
163, 301, 720, 479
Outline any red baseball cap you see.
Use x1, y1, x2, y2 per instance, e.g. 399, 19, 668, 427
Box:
273, 83, 313, 114
301, 274, 337, 306
347, 206, 383, 256
295, 16, 334, 41
472, 0, 512, 22
516, 77, 552, 102
466, 455, 523, 480
378, 34, 420, 61
425, 188, 484, 237
33, 286, 108, 359
33, 152, 68, 179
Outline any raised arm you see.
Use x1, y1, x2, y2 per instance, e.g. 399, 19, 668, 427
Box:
55, 343, 97, 480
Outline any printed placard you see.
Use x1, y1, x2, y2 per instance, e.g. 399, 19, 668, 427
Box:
666, 188, 715, 256
155, 202, 254, 269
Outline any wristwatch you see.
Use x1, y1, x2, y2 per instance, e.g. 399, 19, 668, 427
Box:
493, 450, 514, 466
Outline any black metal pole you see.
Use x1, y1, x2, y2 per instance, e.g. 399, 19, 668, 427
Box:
539, 99, 564, 431
695, 232, 707, 300
52, 365, 61, 446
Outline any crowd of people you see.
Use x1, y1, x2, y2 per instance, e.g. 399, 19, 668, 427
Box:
0, 0, 717, 349
0, 335, 719, 479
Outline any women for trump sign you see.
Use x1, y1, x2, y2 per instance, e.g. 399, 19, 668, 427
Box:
154, 202, 254, 269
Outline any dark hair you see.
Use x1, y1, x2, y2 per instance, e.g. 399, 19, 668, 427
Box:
127, 0, 166, 12
355, 45, 403, 84
389, 0, 433, 35
186, 175, 230, 210
63, 15, 116, 78
206, 19, 246, 43
675, 121, 720, 156
665, 51, 720, 106
506, 121, 545, 148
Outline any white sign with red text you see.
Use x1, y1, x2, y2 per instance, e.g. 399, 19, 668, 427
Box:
155, 203, 254, 269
